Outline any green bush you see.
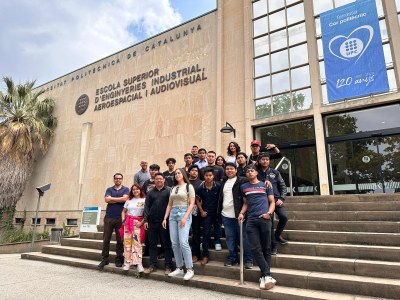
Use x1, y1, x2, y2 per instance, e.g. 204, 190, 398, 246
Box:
1, 228, 50, 244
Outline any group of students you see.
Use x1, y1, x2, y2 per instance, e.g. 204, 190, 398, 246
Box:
98, 140, 288, 290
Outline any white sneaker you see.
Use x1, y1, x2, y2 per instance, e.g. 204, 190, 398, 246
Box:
183, 269, 194, 281
259, 277, 266, 289
168, 268, 184, 277
123, 264, 130, 271
215, 243, 222, 251
137, 264, 144, 273
264, 276, 276, 290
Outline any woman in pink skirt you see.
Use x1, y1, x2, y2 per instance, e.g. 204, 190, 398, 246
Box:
121, 184, 146, 272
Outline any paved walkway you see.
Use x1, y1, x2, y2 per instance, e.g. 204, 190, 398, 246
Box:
0, 254, 257, 300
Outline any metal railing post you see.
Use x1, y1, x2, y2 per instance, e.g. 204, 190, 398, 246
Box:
239, 219, 244, 285
287, 159, 293, 196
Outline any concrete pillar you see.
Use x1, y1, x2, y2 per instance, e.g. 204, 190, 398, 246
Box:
303, 1, 330, 195
382, 0, 400, 87
77, 122, 92, 209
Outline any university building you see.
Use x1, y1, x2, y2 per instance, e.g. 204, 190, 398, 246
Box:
16, 0, 400, 229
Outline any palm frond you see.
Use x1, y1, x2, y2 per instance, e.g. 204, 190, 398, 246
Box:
0, 77, 58, 163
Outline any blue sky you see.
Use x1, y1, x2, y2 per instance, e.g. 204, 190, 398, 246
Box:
0, 0, 216, 87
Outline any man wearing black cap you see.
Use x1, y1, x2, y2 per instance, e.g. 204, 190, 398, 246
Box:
257, 153, 288, 254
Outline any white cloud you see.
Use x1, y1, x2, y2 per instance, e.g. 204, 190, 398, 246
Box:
0, 0, 182, 86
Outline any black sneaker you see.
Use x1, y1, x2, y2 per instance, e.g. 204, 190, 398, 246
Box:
98, 260, 109, 269
271, 246, 278, 255
276, 235, 288, 245
245, 262, 253, 269
224, 260, 236, 267
224, 260, 233, 267
115, 258, 124, 267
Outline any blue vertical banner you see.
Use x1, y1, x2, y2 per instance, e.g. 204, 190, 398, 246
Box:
321, 0, 389, 103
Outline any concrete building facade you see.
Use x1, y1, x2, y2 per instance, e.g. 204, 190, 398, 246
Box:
15, 0, 400, 229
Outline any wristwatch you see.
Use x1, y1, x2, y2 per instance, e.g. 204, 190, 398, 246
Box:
268, 212, 273, 217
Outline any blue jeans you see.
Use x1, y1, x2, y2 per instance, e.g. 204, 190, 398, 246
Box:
202, 214, 221, 258
222, 216, 253, 264
169, 206, 193, 269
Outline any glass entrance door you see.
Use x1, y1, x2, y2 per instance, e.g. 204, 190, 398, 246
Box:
329, 135, 400, 194
271, 146, 320, 195
256, 118, 320, 196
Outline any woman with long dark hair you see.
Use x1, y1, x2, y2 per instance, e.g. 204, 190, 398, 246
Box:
226, 141, 241, 165
216, 155, 226, 168
121, 184, 146, 272
162, 168, 196, 280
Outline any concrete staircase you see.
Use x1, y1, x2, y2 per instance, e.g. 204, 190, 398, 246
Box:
22, 194, 400, 299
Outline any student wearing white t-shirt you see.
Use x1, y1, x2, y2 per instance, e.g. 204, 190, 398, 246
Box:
217, 162, 253, 268
121, 184, 146, 272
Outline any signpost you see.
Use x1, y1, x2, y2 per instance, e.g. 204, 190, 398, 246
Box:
80, 206, 101, 232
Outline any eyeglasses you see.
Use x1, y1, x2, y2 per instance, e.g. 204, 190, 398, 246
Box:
175, 187, 179, 194
114, 178, 123, 180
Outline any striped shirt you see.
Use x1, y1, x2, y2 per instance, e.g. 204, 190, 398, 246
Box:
240, 181, 273, 220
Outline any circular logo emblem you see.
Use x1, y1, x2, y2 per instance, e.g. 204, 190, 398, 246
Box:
340, 38, 363, 58
362, 156, 371, 163
75, 94, 89, 115
282, 163, 289, 170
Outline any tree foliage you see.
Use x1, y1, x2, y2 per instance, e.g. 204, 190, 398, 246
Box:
0, 76, 57, 209
255, 91, 309, 119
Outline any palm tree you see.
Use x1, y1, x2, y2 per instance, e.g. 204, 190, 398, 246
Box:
0, 76, 57, 211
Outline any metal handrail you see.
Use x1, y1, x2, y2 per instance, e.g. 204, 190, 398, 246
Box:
275, 156, 293, 196
239, 219, 244, 285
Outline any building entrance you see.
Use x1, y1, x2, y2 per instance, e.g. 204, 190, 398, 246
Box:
255, 118, 319, 196
325, 104, 400, 195
328, 135, 400, 194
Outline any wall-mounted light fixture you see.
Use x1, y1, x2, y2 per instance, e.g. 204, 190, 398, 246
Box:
220, 122, 236, 138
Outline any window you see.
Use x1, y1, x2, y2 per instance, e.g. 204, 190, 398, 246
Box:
15, 218, 24, 225
32, 218, 41, 225
255, 97, 272, 119
256, 118, 315, 144
288, 23, 306, 46
255, 76, 270, 98
325, 104, 400, 137
253, 1, 310, 118
67, 219, 78, 226
271, 50, 288, 72
253, 16, 268, 37
254, 35, 269, 56
46, 218, 56, 225
253, 0, 267, 18
254, 56, 270, 77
